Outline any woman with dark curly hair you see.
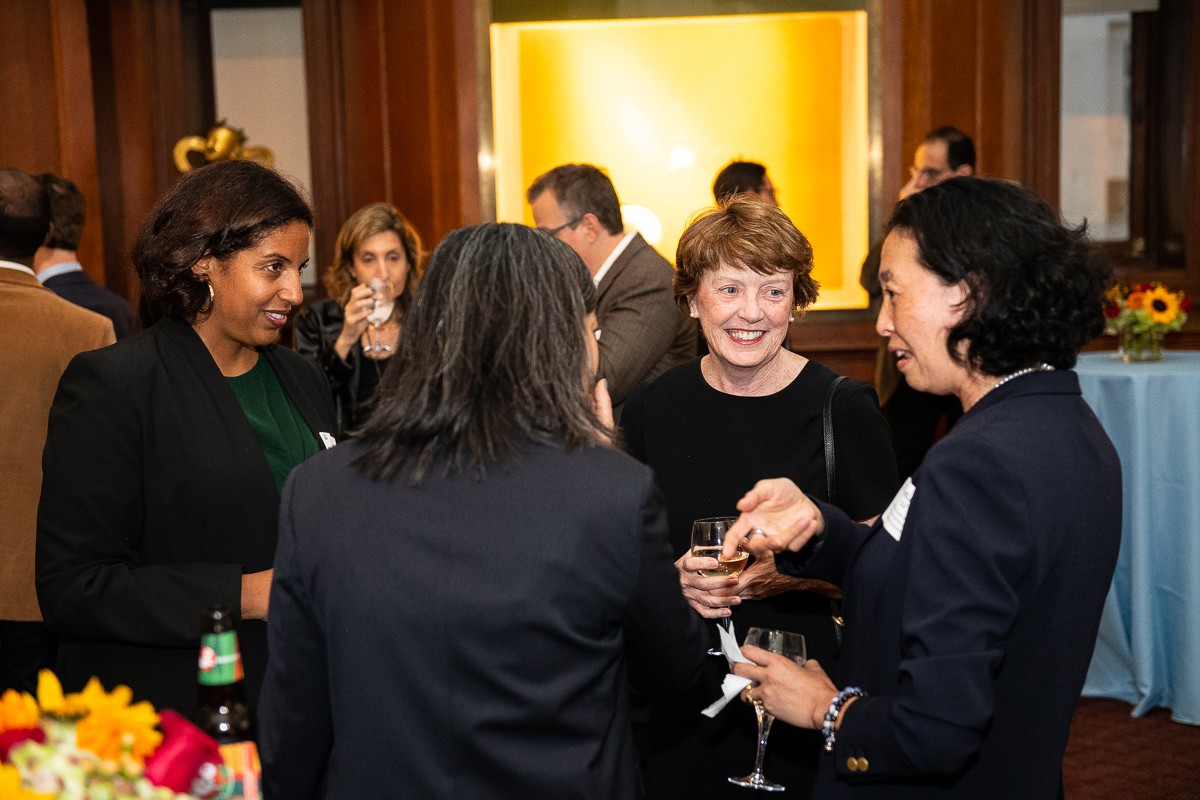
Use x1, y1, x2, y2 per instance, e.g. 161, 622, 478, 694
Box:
37, 160, 336, 714
294, 203, 421, 434
723, 177, 1121, 798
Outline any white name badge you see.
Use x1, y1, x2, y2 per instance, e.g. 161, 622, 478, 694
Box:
882, 477, 916, 541
319, 431, 337, 449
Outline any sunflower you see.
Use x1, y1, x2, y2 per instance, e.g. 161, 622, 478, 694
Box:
1144, 285, 1180, 325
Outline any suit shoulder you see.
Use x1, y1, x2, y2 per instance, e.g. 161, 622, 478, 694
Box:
624, 234, 674, 272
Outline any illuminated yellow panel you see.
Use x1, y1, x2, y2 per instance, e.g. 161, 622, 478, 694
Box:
491, 12, 869, 310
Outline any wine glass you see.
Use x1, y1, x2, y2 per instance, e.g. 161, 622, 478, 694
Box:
363, 277, 395, 359
728, 628, 806, 792
690, 517, 750, 656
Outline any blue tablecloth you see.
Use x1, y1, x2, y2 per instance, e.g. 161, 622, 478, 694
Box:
1076, 351, 1200, 725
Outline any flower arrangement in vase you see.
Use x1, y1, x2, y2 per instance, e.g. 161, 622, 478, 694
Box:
1103, 282, 1190, 362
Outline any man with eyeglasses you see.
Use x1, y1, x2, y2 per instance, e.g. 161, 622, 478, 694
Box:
527, 163, 695, 421
860, 126, 975, 478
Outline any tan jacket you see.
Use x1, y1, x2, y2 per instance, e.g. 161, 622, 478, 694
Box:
0, 266, 114, 620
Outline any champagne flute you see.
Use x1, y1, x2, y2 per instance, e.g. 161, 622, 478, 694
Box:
363, 277, 395, 359
728, 628, 806, 792
690, 517, 750, 656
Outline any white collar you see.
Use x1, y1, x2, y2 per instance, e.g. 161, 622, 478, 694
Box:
593, 230, 637, 287
0, 260, 36, 278
36, 261, 84, 283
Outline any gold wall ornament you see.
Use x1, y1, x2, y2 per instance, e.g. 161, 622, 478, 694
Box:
173, 121, 275, 173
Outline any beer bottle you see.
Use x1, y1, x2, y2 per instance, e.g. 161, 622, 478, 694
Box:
194, 606, 260, 798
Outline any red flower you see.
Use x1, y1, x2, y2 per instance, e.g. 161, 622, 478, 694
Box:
0, 727, 45, 762
1181, 297, 1193, 313
1103, 300, 1121, 319
1134, 282, 1153, 292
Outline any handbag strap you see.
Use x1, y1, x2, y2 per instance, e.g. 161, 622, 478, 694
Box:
823, 376, 848, 505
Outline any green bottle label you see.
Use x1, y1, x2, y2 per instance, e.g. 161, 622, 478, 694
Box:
198, 630, 244, 686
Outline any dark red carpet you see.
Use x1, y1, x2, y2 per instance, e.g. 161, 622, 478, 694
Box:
1063, 698, 1200, 799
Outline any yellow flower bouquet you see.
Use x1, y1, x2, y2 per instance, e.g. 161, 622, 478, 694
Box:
1103, 282, 1190, 361
0, 672, 225, 800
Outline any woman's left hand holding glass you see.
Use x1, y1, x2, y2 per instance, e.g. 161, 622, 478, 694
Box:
733, 644, 838, 730
675, 550, 740, 619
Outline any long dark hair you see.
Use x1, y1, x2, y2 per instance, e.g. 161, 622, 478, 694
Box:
132, 160, 312, 323
354, 223, 603, 484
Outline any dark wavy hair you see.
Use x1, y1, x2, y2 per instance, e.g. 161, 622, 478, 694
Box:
886, 176, 1111, 375
323, 202, 423, 310
674, 196, 819, 315
354, 223, 604, 484
132, 160, 312, 323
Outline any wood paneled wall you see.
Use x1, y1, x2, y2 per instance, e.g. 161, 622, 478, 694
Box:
1, 0, 105, 280
1, 0, 211, 311
303, 0, 481, 275
7, 0, 1196, 360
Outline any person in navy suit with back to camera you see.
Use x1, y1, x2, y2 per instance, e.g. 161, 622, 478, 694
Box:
259, 222, 706, 800
33, 173, 137, 339
719, 177, 1121, 799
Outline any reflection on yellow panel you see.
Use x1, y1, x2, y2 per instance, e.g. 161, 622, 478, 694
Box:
491, 12, 868, 310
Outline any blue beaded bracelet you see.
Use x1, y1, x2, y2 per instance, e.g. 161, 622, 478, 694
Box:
822, 686, 865, 752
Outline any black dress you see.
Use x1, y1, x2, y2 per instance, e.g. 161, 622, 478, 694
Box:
294, 298, 394, 435
620, 357, 900, 800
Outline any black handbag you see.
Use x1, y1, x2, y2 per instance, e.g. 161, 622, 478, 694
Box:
823, 375, 849, 649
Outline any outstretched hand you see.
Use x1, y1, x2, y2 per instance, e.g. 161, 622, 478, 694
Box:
721, 478, 825, 561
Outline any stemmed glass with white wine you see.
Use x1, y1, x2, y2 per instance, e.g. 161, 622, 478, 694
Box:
690, 517, 751, 656
363, 276, 394, 359
728, 628, 806, 792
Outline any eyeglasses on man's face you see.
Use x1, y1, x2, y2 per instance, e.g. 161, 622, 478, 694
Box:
538, 215, 584, 237
909, 165, 952, 184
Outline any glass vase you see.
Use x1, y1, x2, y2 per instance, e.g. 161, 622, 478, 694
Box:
1120, 329, 1164, 362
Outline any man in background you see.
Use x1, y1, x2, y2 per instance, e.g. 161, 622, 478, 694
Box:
861, 126, 975, 478
0, 168, 114, 693
34, 173, 136, 339
712, 160, 778, 205
527, 163, 695, 420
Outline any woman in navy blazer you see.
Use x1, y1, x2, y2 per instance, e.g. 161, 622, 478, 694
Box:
718, 178, 1121, 798
259, 223, 706, 800
37, 161, 336, 714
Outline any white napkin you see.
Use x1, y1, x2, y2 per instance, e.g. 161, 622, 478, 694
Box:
701, 622, 755, 718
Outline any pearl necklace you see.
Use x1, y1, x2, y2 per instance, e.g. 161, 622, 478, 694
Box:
986, 362, 1054, 397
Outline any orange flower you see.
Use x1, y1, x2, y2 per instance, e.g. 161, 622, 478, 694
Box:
72, 678, 162, 763
1125, 291, 1145, 310
0, 689, 39, 733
